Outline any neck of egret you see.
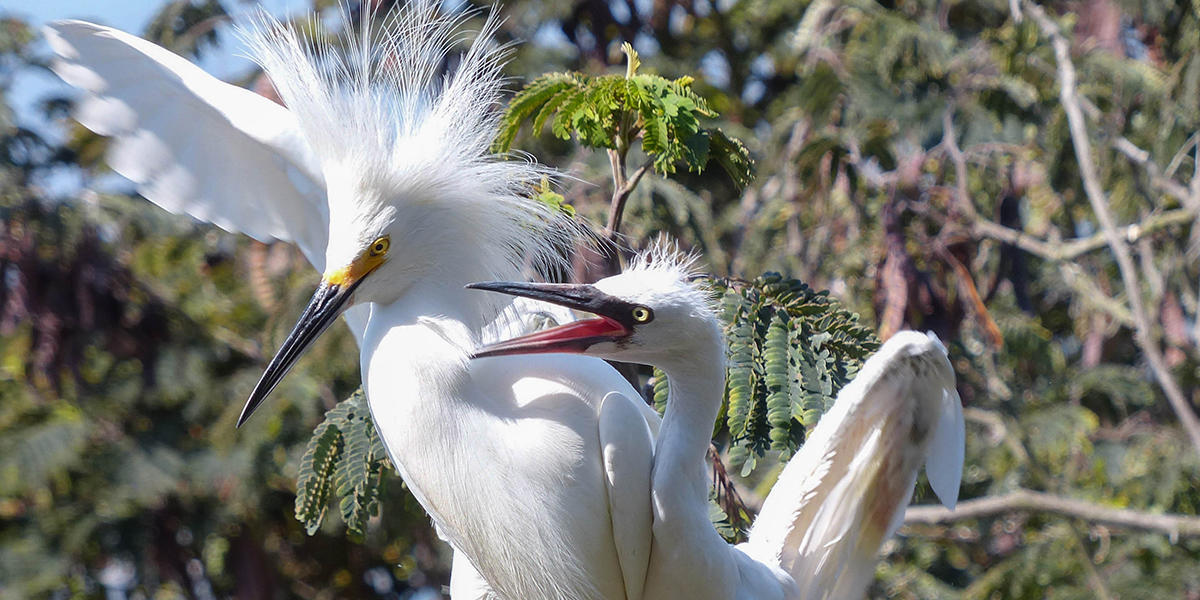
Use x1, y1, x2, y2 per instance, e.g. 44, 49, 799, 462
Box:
471, 246, 964, 600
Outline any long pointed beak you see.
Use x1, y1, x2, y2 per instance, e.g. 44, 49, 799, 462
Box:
466, 281, 632, 359
238, 278, 361, 427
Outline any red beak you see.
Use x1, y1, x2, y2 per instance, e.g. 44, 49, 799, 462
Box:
466, 281, 636, 358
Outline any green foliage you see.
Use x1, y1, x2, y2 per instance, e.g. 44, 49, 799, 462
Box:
295, 417, 341, 534
711, 273, 879, 476
295, 390, 390, 538
494, 43, 753, 186
532, 175, 575, 216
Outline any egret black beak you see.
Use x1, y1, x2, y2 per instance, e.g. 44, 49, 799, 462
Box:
466, 281, 642, 358
237, 277, 363, 427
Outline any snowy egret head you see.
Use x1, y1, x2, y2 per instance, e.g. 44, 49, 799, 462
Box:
235, 5, 574, 426
469, 248, 722, 366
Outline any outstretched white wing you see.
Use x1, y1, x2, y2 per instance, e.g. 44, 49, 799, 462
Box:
742, 330, 965, 599
43, 21, 380, 340
44, 20, 329, 270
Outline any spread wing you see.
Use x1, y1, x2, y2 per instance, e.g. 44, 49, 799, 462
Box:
743, 331, 964, 599
43, 21, 380, 340
44, 20, 329, 270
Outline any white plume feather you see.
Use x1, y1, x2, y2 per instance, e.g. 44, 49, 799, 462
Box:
238, 1, 577, 283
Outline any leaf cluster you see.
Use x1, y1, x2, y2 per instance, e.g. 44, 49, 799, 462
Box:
295, 390, 391, 538
654, 272, 879, 478
494, 44, 753, 187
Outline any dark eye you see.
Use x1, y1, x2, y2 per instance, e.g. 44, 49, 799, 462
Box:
631, 306, 653, 323
369, 236, 390, 257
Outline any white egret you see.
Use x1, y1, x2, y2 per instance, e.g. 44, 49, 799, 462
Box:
46, 5, 661, 599
470, 248, 965, 600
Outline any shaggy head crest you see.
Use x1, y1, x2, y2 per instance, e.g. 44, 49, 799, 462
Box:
238, 1, 575, 285
597, 239, 718, 322
627, 238, 704, 280
239, 1, 507, 174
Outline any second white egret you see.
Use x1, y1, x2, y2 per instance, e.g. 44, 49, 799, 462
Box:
471, 247, 965, 600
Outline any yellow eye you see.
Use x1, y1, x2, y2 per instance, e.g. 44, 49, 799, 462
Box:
369, 236, 390, 257
631, 306, 652, 323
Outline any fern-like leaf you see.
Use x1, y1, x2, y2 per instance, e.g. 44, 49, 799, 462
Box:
652, 367, 670, 415
764, 311, 792, 453
711, 273, 879, 478
725, 316, 756, 440
295, 419, 343, 535
296, 390, 393, 537
493, 73, 583, 152
333, 393, 376, 537
708, 129, 754, 187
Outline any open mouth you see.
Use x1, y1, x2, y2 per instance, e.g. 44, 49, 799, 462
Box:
466, 281, 635, 358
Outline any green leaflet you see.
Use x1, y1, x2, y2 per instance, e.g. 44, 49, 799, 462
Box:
294, 390, 391, 537
724, 316, 756, 440
708, 129, 754, 188
652, 367, 669, 415
492, 73, 582, 152
294, 420, 341, 535
763, 312, 792, 453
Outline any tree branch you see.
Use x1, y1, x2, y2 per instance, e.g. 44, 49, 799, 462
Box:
942, 108, 1194, 263
604, 153, 652, 242
905, 489, 1200, 540
1024, 0, 1200, 457
1112, 136, 1199, 212
972, 209, 1195, 262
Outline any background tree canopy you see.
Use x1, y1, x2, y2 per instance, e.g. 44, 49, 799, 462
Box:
3, 0, 1200, 598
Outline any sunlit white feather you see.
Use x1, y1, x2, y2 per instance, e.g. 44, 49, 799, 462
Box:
573, 246, 964, 600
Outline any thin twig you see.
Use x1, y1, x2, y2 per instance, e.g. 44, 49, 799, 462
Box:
941, 107, 976, 220
1024, 0, 1200, 457
972, 209, 1194, 262
1112, 136, 1198, 211
1008, 0, 1023, 22
905, 489, 1200, 540
604, 158, 652, 241
1164, 131, 1199, 179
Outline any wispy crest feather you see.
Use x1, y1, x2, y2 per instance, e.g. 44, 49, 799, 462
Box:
239, 1, 504, 170
625, 238, 718, 319
238, 1, 574, 281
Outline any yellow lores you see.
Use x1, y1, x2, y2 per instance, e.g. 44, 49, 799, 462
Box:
326, 235, 390, 286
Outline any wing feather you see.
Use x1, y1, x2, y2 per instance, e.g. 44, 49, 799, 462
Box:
745, 331, 964, 599
44, 20, 329, 270
925, 387, 965, 510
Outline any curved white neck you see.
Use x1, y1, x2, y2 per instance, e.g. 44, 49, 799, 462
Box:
651, 334, 727, 545
357, 266, 512, 406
